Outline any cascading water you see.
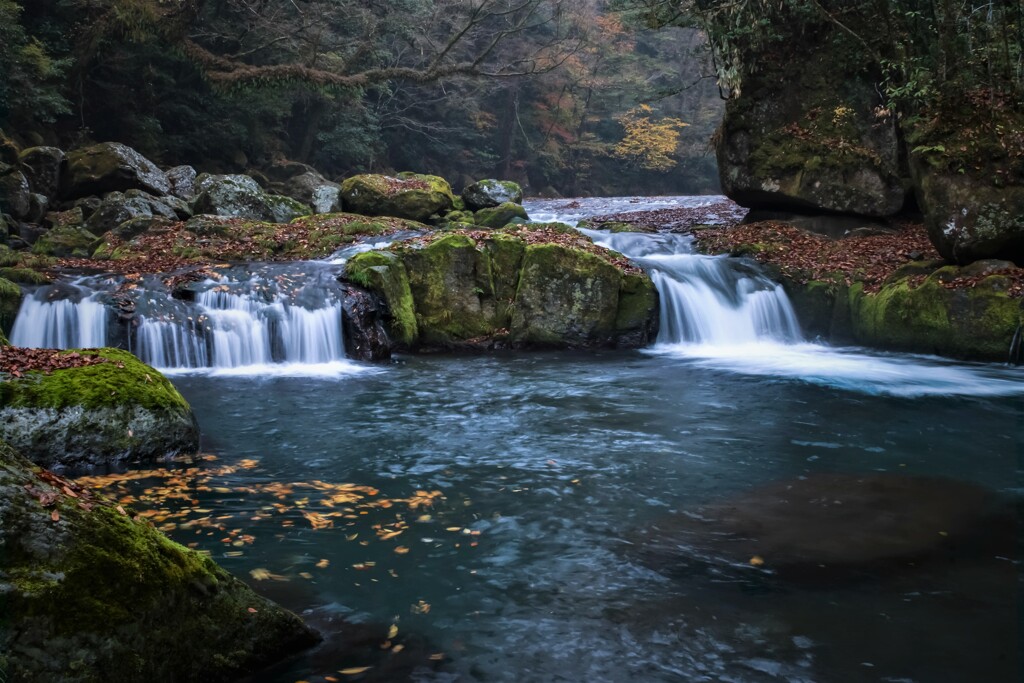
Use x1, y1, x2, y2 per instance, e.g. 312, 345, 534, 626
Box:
582, 230, 802, 346
11, 282, 111, 349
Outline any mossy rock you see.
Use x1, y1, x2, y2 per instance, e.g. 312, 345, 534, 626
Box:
0, 439, 317, 682
0, 349, 200, 468
848, 273, 1024, 360
0, 267, 51, 286
340, 173, 455, 222
473, 202, 529, 229
0, 276, 22, 335
31, 225, 100, 258
63, 142, 171, 198
510, 243, 623, 347
345, 251, 418, 347
400, 234, 500, 345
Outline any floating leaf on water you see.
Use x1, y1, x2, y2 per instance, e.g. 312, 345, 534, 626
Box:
387, 624, 398, 639
749, 555, 765, 567
316, 558, 330, 568
394, 546, 410, 555
339, 666, 372, 675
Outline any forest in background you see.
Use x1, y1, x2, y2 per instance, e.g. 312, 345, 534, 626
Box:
0, 0, 725, 196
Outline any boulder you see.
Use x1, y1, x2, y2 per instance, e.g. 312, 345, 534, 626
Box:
473, 202, 529, 228
84, 191, 178, 236
19, 146, 65, 199
165, 165, 197, 200
0, 439, 318, 682
31, 225, 100, 258
913, 159, 1024, 265
0, 349, 200, 468
274, 171, 343, 214
345, 227, 658, 350
340, 173, 454, 222
341, 282, 392, 361
0, 170, 32, 219
64, 142, 171, 198
716, 49, 905, 217
462, 179, 524, 211
192, 174, 310, 223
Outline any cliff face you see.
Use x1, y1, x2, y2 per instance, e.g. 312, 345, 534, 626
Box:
712, 11, 1024, 266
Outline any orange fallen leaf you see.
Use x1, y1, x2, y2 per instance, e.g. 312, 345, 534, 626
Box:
339, 666, 372, 675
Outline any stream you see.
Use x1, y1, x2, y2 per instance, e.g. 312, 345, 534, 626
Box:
11, 196, 1024, 682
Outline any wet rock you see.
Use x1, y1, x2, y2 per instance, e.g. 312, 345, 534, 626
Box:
0, 439, 318, 682
634, 473, 1013, 581
0, 348, 200, 468
19, 146, 65, 199
341, 283, 392, 361
341, 173, 454, 222
64, 142, 171, 198
31, 225, 99, 258
0, 276, 22, 335
274, 171, 343, 214
462, 179, 524, 211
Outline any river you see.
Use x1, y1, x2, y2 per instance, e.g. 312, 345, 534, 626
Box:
15, 196, 1024, 682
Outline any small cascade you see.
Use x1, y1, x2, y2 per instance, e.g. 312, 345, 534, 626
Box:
11, 284, 110, 349
582, 229, 802, 346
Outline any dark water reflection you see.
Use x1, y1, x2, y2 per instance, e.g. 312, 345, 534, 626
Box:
147, 351, 1022, 682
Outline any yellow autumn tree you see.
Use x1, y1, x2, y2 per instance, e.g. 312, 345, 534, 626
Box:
611, 104, 688, 171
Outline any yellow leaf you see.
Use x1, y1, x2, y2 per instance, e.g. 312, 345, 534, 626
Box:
388, 624, 398, 639
339, 666, 372, 675
394, 546, 410, 555
749, 555, 765, 567
250, 568, 272, 580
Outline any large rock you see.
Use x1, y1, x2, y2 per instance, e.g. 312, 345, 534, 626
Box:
717, 47, 905, 217
0, 277, 21, 335
166, 165, 197, 200
275, 171, 343, 214
0, 439, 317, 682
474, 202, 529, 228
341, 283, 392, 361
340, 173, 454, 222
0, 349, 200, 468
19, 146, 65, 199
0, 170, 32, 219
31, 225, 99, 258
64, 142, 171, 198
462, 179, 524, 211
345, 227, 658, 350
84, 191, 181, 236
912, 155, 1024, 265
192, 174, 310, 223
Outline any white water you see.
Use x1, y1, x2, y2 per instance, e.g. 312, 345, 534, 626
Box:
10, 289, 109, 348
532, 197, 1024, 398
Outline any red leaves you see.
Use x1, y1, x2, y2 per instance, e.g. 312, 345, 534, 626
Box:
24, 468, 97, 520
0, 347, 109, 376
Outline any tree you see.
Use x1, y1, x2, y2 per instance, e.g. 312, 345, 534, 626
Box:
611, 104, 688, 170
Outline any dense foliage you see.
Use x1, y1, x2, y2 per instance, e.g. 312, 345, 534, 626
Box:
0, 0, 724, 195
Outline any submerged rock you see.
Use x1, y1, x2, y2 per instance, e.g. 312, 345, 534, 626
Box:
64, 142, 171, 198
0, 439, 318, 682
345, 227, 658, 350
0, 349, 200, 468
340, 173, 455, 222
634, 473, 1013, 582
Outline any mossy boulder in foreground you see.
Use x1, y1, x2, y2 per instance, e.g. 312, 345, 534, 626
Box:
345, 227, 658, 350
0, 440, 318, 682
0, 349, 200, 468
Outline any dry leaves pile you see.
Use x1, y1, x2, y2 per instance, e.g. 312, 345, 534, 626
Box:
589, 200, 749, 230
0, 348, 111, 377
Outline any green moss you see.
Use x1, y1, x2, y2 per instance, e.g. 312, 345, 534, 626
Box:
0, 267, 51, 285
401, 234, 498, 345
849, 274, 1021, 359
616, 272, 658, 333
345, 251, 418, 347
473, 202, 529, 228
31, 226, 100, 258
483, 233, 526, 318
0, 276, 22, 334
0, 440, 316, 682
0, 349, 189, 412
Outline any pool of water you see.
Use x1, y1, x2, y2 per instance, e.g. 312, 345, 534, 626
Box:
86, 350, 1023, 682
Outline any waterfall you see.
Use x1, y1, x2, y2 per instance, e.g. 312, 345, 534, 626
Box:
11, 269, 350, 372
581, 229, 802, 346
11, 287, 110, 349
